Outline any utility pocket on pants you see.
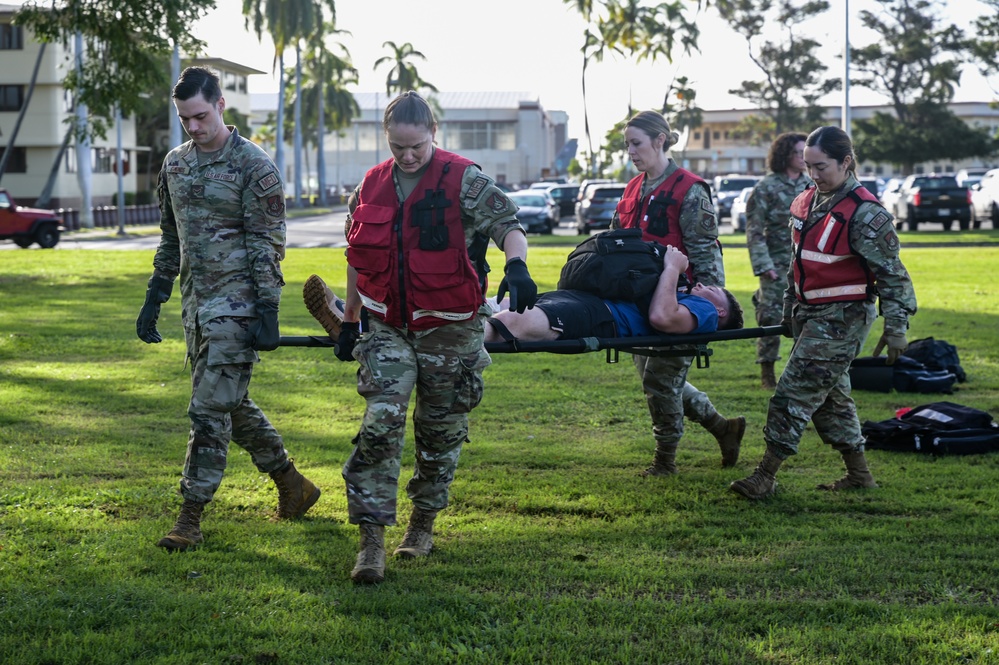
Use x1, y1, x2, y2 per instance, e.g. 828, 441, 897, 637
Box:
195, 341, 256, 412
453, 347, 491, 414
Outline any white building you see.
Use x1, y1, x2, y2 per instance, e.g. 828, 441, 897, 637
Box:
0, 4, 263, 209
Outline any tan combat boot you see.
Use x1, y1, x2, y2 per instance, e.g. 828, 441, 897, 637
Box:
351, 524, 386, 584
303, 274, 346, 340
817, 450, 879, 491
270, 460, 321, 520
640, 442, 678, 476
394, 507, 437, 558
760, 362, 777, 390
730, 448, 784, 500
156, 499, 206, 552
706, 413, 746, 468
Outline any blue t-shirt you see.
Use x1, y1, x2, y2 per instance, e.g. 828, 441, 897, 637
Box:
604, 291, 719, 337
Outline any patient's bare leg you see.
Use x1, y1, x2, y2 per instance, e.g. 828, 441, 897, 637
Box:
485, 307, 559, 343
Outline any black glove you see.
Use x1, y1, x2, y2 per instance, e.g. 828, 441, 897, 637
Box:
780, 317, 794, 339
136, 275, 174, 344
251, 302, 281, 351
496, 258, 538, 314
334, 321, 360, 361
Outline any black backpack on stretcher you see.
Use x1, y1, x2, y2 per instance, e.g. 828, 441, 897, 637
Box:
862, 401, 999, 455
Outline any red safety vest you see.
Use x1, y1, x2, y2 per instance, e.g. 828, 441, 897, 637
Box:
789, 185, 879, 305
347, 150, 483, 330
616, 167, 705, 282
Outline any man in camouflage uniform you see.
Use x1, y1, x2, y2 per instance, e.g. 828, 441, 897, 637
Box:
137, 67, 320, 552
612, 110, 745, 477
333, 92, 538, 584
732, 126, 917, 500
745, 132, 811, 389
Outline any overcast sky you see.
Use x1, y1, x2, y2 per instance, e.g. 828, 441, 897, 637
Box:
194, 0, 995, 143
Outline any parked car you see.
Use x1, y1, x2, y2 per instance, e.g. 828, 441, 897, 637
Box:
575, 179, 616, 205
970, 168, 999, 229
956, 167, 991, 188
712, 174, 760, 219
545, 183, 580, 219
576, 183, 626, 234
728, 186, 755, 232
0, 189, 64, 249
880, 178, 904, 218
857, 176, 883, 200
894, 174, 972, 231
509, 189, 559, 234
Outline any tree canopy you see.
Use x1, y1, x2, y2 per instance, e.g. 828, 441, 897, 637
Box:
16, 0, 212, 139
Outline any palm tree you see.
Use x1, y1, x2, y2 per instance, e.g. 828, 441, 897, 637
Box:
283, 38, 358, 205
373, 41, 438, 96
243, 0, 318, 201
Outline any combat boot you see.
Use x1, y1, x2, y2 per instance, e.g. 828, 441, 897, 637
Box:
640, 442, 678, 476
303, 274, 346, 340
760, 362, 777, 390
817, 450, 879, 491
351, 524, 386, 584
730, 448, 784, 500
270, 460, 321, 520
394, 507, 438, 558
706, 413, 746, 467
156, 499, 206, 552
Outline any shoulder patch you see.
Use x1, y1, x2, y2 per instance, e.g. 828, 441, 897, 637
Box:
486, 192, 509, 214
884, 230, 900, 252
870, 211, 891, 231
700, 198, 713, 213
266, 194, 284, 216
465, 176, 489, 204
257, 172, 280, 191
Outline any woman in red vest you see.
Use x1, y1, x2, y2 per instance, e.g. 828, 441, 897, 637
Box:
336, 92, 538, 583
612, 110, 745, 476
731, 126, 917, 500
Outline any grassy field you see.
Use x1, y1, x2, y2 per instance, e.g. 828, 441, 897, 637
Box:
1, 233, 998, 664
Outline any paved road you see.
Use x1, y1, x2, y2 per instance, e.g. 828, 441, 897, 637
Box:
1, 207, 353, 251
5, 210, 968, 251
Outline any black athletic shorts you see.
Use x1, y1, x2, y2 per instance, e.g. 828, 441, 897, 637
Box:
534, 290, 617, 339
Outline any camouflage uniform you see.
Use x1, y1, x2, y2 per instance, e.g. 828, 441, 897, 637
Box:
765, 175, 917, 457
343, 160, 523, 526
745, 171, 812, 363
153, 126, 289, 503
613, 160, 726, 453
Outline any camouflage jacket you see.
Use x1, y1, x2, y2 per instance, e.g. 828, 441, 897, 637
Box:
783, 174, 917, 335
612, 159, 725, 287
152, 127, 286, 331
745, 171, 812, 276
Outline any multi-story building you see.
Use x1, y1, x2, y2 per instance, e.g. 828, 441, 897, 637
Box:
0, 4, 262, 209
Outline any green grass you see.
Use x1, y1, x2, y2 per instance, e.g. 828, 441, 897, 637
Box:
1, 235, 999, 664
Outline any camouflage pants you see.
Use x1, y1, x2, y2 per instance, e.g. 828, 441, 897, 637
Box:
180, 316, 288, 503
632, 352, 695, 447
764, 300, 876, 458
682, 381, 719, 425
343, 316, 491, 526
753, 274, 787, 363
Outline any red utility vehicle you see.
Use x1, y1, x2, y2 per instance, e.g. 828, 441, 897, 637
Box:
0, 189, 63, 248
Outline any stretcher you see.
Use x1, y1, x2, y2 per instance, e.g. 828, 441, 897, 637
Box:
279, 325, 784, 368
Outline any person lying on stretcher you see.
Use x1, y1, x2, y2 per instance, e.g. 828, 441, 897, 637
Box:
484, 244, 744, 344
300, 245, 742, 344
